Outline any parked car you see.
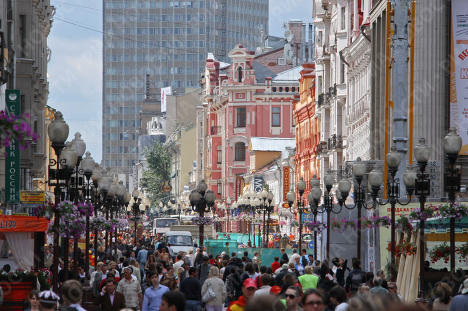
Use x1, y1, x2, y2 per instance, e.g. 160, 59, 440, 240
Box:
461, 185, 466, 193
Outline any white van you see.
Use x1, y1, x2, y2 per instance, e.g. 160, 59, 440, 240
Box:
164, 231, 196, 255
153, 218, 179, 235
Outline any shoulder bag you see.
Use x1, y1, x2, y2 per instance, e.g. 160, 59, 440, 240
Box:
202, 279, 217, 303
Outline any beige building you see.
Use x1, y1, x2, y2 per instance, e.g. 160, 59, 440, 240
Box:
165, 126, 197, 202
165, 88, 200, 136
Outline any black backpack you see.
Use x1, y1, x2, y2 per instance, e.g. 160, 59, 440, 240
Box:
301, 255, 308, 267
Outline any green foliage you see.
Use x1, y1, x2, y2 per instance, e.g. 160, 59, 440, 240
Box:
140, 142, 171, 207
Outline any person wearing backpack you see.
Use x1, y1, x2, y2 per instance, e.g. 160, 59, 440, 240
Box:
232, 264, 249, 300
301, 249, 311, 268
345, 259, 366, 297
201, 266, 227, 311
197, 256, 212, 286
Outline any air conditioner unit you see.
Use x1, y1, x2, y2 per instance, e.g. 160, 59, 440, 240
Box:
277, 57, 286, 66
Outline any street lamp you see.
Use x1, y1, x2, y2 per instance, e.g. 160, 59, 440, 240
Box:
368, 146, 415, 282
307, 175, 321, 259
131, 189, 142, 240
443, 127, 462, 278
47, 111, 69, 291
189, 180, 216, 248
311, 169, 343, 260
337, 158, 371, 260
80, 151, 95, 283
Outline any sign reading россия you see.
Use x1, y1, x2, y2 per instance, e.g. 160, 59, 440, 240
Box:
5, 90, 21, 205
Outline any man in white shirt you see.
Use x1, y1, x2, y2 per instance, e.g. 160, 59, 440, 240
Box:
173, 254, 184, 276
289, 248, 300, 264
254, 274, 273, 297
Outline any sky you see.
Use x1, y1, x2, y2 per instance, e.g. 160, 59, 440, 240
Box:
48, 0, 313, 164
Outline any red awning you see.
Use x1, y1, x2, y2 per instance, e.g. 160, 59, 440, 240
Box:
0, 216, 49, 232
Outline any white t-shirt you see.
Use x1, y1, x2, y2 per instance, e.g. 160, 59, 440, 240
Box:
335, 303, 349, 311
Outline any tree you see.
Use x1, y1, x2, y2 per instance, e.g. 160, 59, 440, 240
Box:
140, 142, 171, 208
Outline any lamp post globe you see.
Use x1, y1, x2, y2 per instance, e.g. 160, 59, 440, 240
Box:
443, 127, 462, 156
116, 181, 126, 200
324, 169, 335, 192
48, 111, 69, 155
198, 179, 208, 194
403, 165, 417, 195
287, 189, 296, 206
60, 142, 78, 169
91, 164, 102, 183
297, 177, 306, 195
71, 132, 86, 159
310, 174, 320, 189
386, 146, 401, 171
81, 151, 95, 176
338, 177, 352, 199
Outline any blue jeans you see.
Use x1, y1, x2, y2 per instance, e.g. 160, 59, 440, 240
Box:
186, 300, 201, 311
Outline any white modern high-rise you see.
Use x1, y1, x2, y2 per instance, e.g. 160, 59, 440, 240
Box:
103, 0, 269, 187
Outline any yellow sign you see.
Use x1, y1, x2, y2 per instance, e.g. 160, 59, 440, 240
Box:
20, 191, 45, 204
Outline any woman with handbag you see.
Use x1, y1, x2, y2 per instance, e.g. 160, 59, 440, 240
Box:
201, 266, 227, 311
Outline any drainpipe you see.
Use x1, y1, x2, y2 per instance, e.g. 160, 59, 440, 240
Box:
360, 25, 371, 42
339, 51, 350, 67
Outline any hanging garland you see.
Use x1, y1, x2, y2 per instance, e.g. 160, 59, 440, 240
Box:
305, 221, 328, 232
192, 216, 214, 226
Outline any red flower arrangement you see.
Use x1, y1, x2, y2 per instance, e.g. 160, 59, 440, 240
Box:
386, 240, 417, 258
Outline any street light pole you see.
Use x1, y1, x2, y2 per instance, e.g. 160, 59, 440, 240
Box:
189, 180, 216, 248
47, 111, 69, 292
369, 146, 415, 282
443, 128, 462, 281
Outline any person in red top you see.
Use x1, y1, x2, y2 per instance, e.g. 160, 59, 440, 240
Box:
227, 278, 257, 311
272, 256, 281, 272
98, 271, 120, 292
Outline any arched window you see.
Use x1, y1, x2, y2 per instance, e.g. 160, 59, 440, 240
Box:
235, 142, 245, 161
237, 66, 243, 82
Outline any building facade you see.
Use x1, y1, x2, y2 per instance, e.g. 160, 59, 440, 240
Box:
197, 45, 300, 205
102, 0, 269, 185
293, 62, 320, 199
0, 0, 54, 207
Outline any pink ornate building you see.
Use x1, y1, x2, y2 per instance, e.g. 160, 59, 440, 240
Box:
197, 45, 301, 208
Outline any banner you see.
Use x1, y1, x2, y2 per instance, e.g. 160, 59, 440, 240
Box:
283, 166, 290, 202
235, 176, 242, 201
0, 216, 50, 232
253, 176, 263, 192
5, 90, 21, 204
450, 1, 468, 154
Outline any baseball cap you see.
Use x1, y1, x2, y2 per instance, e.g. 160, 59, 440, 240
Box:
38, 290, 59, 304
243, 278, 257, 289
270, 286, 282, 295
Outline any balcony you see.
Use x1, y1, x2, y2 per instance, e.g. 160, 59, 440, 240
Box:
211, 126, 222, 135
327, 134, 343, 151
316, 142, 329, 157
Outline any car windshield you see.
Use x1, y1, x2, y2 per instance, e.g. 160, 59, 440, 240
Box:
156, 219, 178, 227
303, 234, 312, 240
167, 235, 193, 246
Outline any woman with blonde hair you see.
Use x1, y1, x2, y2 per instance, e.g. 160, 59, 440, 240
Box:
358, 284, 370, 296
201, 266, 227, 311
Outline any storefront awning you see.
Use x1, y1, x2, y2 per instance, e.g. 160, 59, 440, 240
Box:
0, 216, 50, 232
424, 217, 468, 233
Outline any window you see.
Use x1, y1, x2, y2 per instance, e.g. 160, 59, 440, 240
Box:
217, 179, 222, 195
19, 15, 26, 57
236, 107, 246, 127
340, 63, 345, 84
341, 7, 346, 30
272, 107, 281, 127
237, 66, 243, 82
217, 146, 222, 164
235, 142, 245, 161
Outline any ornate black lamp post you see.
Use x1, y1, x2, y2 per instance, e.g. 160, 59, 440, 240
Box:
443, 127, 462, 279
189, 180, 216, 248
58, 141, 78, 282
47, 111, 69, 291
336, 158, 371, 260
131, 189, 142, 240
309, 170, 342, 260
287, 177, 307, 253
307, 175, 320, 259
80, 151, 95, 282
368, 146, 415, 282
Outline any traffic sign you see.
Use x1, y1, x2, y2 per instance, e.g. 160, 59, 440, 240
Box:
308, 241, 314, 249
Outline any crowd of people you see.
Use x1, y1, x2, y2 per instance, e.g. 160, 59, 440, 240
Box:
28, 233, 468, 311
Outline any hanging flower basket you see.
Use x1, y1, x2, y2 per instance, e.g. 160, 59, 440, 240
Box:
386, 240, 417, 258
456, 242, 468, 262
306, 221, 327, 232
429, 242, 451, 264
408, 205, 438, 222
396, 216, 413, 233
0, 110, 39, 153
330, 218, 343, 232
36, 201, 93, 239
290, 220, 300, 227
343, 219, 358, 231
0, 268, 51, 290
438, 203, 468, 219
192, 216, 214, 226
